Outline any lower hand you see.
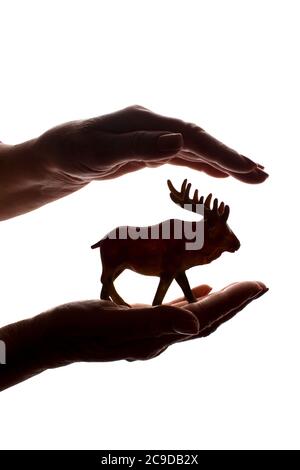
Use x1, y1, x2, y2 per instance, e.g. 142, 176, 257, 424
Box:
0, 281, 267, 390
27, 281, 270, 363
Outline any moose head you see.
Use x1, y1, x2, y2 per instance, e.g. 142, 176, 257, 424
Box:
167, 179, 240, 259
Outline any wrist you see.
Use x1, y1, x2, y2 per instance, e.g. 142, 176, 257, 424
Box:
0, 136, 86, 220
0, 138, 48, 188
1, 136, 86, 195
0, 139, 57, 220
0, 310, 76, 391
34, 122, 91, 189
0, 316, 49, 391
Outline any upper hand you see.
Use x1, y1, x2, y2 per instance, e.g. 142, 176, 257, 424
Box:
36, 105, 268, 187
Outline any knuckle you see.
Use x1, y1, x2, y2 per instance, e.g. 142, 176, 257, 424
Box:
128, 104, 149, 111
185, 121, 204, 134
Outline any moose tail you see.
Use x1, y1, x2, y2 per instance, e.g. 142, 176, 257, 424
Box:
91, 240, 102, 249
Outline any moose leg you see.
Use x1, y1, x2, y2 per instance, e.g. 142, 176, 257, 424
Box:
152, 275, 173, 306
101, 267, 129, 306
100, 285, 110, 300
108, 268, 129, 305
175, 272, 197, 303
100, 271, 112, 300
108, 281, 130, 307
100, 267, 123, 300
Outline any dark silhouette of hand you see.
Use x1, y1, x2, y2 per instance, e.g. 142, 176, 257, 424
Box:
0, 105, 268, 220
0, 281, 267, 391
36, 105, 267, 186
46, 282, 267, 363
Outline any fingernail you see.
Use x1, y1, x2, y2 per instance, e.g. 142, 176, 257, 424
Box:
248, 167, 269, 183
252, 282, 269, 298
158, 133, 183, 152
261, 287, 269, 294
258, 168, 269, 179
253, 168, 269, 181
242, 155, 258, 170
173, 314, 200, 335
256, 281, 268, 290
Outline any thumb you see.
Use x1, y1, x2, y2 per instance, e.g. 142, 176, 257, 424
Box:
127, 305, 200, 339
109, 305, 200, 340
110, 131, 183, 163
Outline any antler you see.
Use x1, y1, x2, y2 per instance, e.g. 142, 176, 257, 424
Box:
167, 179, 230, 221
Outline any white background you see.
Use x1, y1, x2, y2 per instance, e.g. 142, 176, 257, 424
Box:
0, 0, 299, 450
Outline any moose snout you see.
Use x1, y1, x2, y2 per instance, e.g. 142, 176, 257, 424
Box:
228, 235, 241, 252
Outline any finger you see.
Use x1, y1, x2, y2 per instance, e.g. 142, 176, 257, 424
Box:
195, 286, 268, 338
163, 285, 268, 346
195, 151, 268, 183
170, 156, 229, 178
98, 107, 259, 173
183, 127, 258, 173
171, 283, 242, 308
135, 109, 259, 172
157, 283, 268, 345
172, 150, 268, 183
228, 167, 269, 183
183, 281, 267, 330
107, 131, 183, 164
171, 158, 267, 183
166, 284, 213, 306
104, 152, 229, 179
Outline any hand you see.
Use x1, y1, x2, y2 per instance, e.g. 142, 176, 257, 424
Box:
32, 281, 268, 364
0, 105, 268, 221
0, 280, 267, 391
36, 105, 268, 188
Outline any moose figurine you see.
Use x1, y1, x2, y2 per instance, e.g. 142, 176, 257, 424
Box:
91, 179, 240, 306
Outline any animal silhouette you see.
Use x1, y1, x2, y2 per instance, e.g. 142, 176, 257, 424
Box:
91, 179, 240, 306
